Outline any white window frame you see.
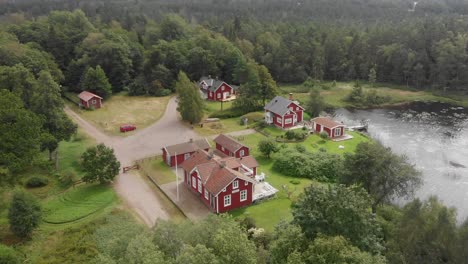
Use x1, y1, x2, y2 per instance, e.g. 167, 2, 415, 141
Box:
233, 180, 239, 189
224, 195, 231, 206
221, 86, 225, 91
239, 149, 245, 157
204, 189, 209, 200
285, 118, 292, 124
240, 190, 247, 201
334, 127, 342, 137
184, 153, 191, 160
198, 180, 202, 193
217, 93, 221, 99
277, 117, 282, 123
245, 181, 248, 186
221, 146, 225, 151
289, 106, 293, 111
92, 99, 97, 104
192, 176, 196, 188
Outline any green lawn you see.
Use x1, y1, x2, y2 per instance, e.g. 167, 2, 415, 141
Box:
195, 117, 250, 136
57, 128, 95, 178
69, 93, 171, 136
139, 156, 177, 185
204, 100, 234, 114
42, 184, 117, 226
304, 131, 370, 154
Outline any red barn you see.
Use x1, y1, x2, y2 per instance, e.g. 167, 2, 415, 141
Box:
199, 77, 238, 101
264, 94, 304, 129
78, 91, 103, 109
162, 138, 211, 167
214, 134, 250, 158
311, 117, 345, 139
180, 150, 256, 213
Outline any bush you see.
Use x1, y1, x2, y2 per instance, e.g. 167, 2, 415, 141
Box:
285, 130, 296, 140
59, 170, 78, 187
156, 89, 171, 97
285, 130, 308, 141
290, 179, 301, 185
25, 176, 49, 188
0, 244, 21, 264
8, 190, 41, 238
258, 139, 279, 158
272, 148, 343, 181
319, 132, 329, 139
295, 144, 306, 153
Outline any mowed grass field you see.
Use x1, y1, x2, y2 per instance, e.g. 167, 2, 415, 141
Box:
280, 82, 466, 108
71, 93, 171, 136
230, 131, 368, 231
139, 156, 176, 185
42, 184, 117, 226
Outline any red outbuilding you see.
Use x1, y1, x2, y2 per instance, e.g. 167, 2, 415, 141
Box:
214, 134, 250, 158
78, 91, 103, 109
180, 150, 256, 213
264, 94, 304, 129
199, 77, 238, 101
311, 117, 345, 139
162, 138, 211, 167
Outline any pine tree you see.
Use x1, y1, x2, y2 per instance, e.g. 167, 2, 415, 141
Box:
175, 71, 204, 124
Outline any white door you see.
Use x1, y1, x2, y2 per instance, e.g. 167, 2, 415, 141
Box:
223, 92, 229, 99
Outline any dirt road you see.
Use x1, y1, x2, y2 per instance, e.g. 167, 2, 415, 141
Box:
65, 97, 255, 226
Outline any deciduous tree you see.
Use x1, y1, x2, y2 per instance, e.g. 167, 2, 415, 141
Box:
81, 144, 120, 184
80, 65, 112, 99
175, 71, 204, 124
305, 88, 325, 118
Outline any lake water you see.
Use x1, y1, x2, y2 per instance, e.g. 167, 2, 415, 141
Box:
334, 102, 468, 221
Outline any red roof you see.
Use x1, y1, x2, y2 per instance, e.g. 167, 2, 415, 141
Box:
214, 134, 248, 153
181, 149, 255, 195
164, 139, 211, 156
78, 91, 103, 101
311, 117, 344, 128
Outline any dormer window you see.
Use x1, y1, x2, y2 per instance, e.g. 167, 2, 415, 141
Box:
233, 180, 239, 189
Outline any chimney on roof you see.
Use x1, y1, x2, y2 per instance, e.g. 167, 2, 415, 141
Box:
189, 138, 193, 143
220, 160, 226, 168
289, 93, 293, 100
208, 150, 214, 160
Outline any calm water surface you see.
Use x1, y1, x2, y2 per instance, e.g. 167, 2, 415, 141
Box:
335, 102, 468, 221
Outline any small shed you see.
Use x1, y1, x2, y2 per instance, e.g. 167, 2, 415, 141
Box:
311, 117, 345, 139
78, 91, 103, 109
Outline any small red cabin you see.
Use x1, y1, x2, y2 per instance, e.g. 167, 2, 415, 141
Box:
311, 117, 345, 139
162, 138, 211, 167
78, 91, 103, 109
264, 94, 304, 129
214, 134, 250, 158
180, 150, 256, 213
199, 77, 238, 101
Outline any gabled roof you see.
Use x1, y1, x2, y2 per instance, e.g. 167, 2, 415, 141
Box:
78, 91, 102, 101
164, 139, 211, 156
199, 77, 234, 92
214, 134, 248, 153
180, 149, 256, 195
264, 96, 303, 116
237, 156, 259, 168
311, 117, 344, 128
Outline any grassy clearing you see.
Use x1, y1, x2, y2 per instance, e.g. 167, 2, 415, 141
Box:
139, 156, 176, 185
69, 93, 171, 136
230, 131, 369, 231
57, 128, 95, 178
195, 117, 250, 136
280, 82, 467, 108
42, 184, 117, 225
204, 100, 234, 114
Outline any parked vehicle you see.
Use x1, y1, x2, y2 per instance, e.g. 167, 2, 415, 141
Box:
120, 124, 136, 133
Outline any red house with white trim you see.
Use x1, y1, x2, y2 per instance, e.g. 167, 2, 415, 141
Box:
78, 91, 103, 109
199, 77, 238, 101
264, 94, 304, 129
162, 138, 211, 167
311, 117, 345, 139
180, 150, 256, 213
214, 134, 250, 158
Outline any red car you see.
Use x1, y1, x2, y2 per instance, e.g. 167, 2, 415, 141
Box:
120, 124, 137, 133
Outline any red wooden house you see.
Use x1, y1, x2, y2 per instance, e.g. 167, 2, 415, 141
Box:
180, 150, 256, 213
162, 138, 211, 167
78, 91, 103, 109
214, 134, 250, 158
311, 117, 345, 139
264, 94, 304, 129
199, 77, 238, 101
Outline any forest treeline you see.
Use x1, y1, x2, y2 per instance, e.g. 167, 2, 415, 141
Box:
2, 0, 468, 95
